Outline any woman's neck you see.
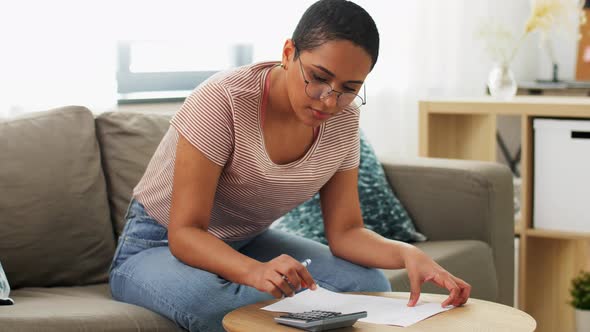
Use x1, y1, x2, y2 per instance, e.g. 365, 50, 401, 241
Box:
266, 64, 300, 126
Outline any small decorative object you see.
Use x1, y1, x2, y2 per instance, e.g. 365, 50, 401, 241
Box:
477, 0, 586, 98
487, 62, 518, 100
476, 20, 521, 99
570, 270, 590, 332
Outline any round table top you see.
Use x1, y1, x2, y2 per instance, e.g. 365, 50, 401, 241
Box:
222, 292, 536, 331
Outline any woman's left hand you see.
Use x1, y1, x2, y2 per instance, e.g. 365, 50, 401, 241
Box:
402, 245, 471, 308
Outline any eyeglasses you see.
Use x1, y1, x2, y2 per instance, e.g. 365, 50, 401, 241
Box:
296, 54, 366, 110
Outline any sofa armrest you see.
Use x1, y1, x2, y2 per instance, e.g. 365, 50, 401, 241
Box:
381, 157, 514, 306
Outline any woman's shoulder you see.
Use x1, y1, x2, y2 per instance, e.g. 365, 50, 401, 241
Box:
182, 61, 277, 116
176, 61, 278, 125
329, 106, 360, 127
320, 107, 360, 144
203, 61, 278, 90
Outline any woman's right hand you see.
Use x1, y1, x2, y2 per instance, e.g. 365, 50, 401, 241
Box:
248, 254, 317, 298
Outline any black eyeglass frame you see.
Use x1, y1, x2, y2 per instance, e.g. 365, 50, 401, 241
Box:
294, 49, 367, 110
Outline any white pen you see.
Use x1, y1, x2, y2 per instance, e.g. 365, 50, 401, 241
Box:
280, 259, 314, 298
301, 258, 312, 267
301, 259, 317, 291
282, 259, 312, 281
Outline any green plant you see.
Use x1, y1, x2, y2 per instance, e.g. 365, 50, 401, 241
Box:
571, 270, 590, 310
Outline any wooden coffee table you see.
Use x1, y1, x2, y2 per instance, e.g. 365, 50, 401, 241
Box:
223, 292, 536, 331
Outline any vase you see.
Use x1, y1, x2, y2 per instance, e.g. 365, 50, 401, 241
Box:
487, 63, 517, 100
576, 309, 590, 332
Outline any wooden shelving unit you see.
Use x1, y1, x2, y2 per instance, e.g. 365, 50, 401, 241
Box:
419, 96, 590, 332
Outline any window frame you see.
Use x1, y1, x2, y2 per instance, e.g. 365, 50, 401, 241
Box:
116, 41, 251, 104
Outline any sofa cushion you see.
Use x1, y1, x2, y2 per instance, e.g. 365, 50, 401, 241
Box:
0, 284, 181, 332
0, 106, 116, 288
382, 240, 498, 302
95, 112, 172, 237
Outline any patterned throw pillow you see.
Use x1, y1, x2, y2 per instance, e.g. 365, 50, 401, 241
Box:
0, 261, 13, 305
272, 131, 426, 244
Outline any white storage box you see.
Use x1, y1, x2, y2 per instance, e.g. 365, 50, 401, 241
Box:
533, 118, 590, 233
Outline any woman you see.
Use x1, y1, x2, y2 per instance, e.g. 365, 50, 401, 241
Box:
109, 0, 471, 331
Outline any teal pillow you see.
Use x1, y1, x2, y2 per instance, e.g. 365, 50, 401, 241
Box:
0, 261, 13, 305
273, 131, 426, 244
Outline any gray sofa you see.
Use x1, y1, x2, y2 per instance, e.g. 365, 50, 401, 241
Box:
0, 106, 514, 331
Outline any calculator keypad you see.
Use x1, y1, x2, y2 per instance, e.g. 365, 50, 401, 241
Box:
280, 310, 342, 322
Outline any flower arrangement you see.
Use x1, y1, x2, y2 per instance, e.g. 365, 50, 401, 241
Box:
571, 270, 590, 310
476, 20, 518, 65
477, 0, 586, 65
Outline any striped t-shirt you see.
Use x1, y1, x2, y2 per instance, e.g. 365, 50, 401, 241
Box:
133, 61, 360, 241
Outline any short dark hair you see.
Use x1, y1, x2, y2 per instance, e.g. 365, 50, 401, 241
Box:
292, 0, 380, 70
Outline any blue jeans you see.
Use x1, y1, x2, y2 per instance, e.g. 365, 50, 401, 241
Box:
109, 199, 391, 332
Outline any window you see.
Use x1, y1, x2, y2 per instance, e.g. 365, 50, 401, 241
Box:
116, 40, 253, 104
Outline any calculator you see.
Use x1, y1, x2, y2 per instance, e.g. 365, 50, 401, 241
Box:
274, 310, 367, 331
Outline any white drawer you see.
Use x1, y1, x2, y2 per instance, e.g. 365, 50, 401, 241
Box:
533, 118, 590, 232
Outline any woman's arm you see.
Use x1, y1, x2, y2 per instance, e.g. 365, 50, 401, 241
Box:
320, 168, 410, 268
168, 135, 315, 298
320, 168, 471, 307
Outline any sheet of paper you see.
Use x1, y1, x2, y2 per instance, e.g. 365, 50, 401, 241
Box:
261, 286, 453, 327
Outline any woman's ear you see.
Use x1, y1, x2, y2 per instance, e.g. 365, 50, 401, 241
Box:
281, 39, 296, 70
